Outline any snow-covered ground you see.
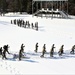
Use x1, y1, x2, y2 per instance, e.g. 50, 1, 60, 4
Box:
0, 13, 75, 74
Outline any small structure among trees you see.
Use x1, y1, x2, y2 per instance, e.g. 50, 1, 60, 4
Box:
32, 0, 68, 18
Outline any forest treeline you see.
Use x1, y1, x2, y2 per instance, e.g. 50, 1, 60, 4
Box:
0, 0, 75, 15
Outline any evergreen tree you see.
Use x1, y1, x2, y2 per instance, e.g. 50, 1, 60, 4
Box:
22, 0, 28, 12
68, 0, 75, 15
18, 0, 23, 13
13, 0, 20, 12
27, 0, 32, 13
0, 0, 7, 15
0, 0, 75, 15
7, 0, 14, 12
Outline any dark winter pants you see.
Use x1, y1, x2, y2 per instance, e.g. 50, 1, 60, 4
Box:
2, 53, 7, 59
19, 54, 22, 60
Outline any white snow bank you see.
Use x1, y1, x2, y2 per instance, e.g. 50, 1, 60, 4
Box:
0, 15, 75, 74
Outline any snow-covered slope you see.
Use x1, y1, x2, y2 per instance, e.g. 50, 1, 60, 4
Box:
0, 14, 75, 74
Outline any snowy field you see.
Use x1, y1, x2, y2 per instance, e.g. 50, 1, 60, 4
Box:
0, 13, 75, 74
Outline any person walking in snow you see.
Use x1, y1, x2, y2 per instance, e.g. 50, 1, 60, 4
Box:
34, 43, 39, 53
18, 19, 20, 26
0, 47, 2, 55
11, 20, 12, 24
50, 44, 55, 57
19, 19, 22, 27
40, 44, 46, 57
19, 44, 25, 60
21, 43, 25, 51
24, 22, 26, 28
26, 21, 28, 25
25, 21, 28, 28
31, 23, 34, 29
58, 45, 64, 56
28, 21, 30, 28
19, 49, 24, 60
35, 22, 38, 31
17, 19, 19, 26
70, 45, 75, 54
14, 19, 16, 25
2, 45, 10, 59
22, 20, 25, 27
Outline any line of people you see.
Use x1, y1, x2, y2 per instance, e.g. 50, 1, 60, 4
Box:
0, 44, 25, 61
0, 43, 75, 61
34, 43, 75, 57
11, 19, 38, 31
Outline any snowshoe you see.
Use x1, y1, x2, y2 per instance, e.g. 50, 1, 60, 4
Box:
34, 50, 37, 53
70, 51, 74, 54
40, 55, 44, 58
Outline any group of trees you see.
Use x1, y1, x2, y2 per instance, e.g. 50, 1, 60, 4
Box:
0, 0, 75, 15
68, 0, 75, 15
0, 0, 32, 14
